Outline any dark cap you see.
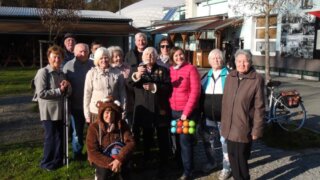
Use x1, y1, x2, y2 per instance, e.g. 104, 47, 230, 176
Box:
64, 33, 75, 41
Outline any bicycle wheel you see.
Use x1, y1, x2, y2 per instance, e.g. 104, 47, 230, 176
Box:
273, 96, 307, 131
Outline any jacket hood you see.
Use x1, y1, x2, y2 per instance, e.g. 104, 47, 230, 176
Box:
96, 96, 123, 126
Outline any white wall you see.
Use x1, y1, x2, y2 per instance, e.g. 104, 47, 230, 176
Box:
197, 0, 228, 17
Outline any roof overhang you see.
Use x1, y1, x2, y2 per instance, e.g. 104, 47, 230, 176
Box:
0, 20, 139, 35
151, 17, 242, 34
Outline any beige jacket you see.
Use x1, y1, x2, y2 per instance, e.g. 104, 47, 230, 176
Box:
83, 67, 126, 119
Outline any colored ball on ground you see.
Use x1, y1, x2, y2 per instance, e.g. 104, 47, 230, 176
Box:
171, 127, 176, 133
177, 120, 183, 127
183, 120, 189, 127
171, 120, 177, 126
189, 127, 195, 134
183, 127, 189, 134
189, 120, 196, 127
176, 127, 183, 134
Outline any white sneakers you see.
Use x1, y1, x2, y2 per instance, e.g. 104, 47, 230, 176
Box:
219, 169, 232, 180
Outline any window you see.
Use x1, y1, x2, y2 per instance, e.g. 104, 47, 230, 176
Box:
254, 16, 277, 55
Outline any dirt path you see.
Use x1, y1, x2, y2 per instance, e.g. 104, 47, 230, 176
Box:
0, 94, 42, 145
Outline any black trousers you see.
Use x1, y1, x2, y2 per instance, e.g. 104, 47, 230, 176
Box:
227, 140, 252, 180
133, 126, 170, 165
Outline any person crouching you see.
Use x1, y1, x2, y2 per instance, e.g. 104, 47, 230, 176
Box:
86, 96, 135, 180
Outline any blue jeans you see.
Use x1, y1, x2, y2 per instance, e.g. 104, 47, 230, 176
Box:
203, 119, 230, 171
172, 110, 198, 177
70, 109, 85, 157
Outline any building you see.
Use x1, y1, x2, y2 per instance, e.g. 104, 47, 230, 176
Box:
0, 6, 138, 67
149, 0, 320, 80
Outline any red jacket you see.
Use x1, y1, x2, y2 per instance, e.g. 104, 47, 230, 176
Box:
169, 62, 201, 117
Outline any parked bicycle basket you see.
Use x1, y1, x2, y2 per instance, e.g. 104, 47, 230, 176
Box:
280, 90, 301, 108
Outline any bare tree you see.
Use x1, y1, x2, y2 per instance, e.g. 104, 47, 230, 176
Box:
229, 0, 301, 82
37, 0, 85, 43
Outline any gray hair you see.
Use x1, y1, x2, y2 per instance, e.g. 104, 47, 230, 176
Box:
107, 46, 124, 63
135, 32, 147, 41
93, 47, 110, 66
234, 49, 252, 65
208, 49, 225, 64
143, 47, 158, 60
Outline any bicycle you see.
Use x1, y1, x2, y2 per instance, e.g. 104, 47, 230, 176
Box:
265, 80, 307, 131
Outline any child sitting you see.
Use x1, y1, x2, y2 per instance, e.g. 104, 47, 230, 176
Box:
86, 96, 135, 180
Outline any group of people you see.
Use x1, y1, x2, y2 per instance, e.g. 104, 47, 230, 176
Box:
33, 32, 265, 180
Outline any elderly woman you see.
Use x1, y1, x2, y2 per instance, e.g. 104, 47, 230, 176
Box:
169, 47, 201, 180
108, 46, 133, 127
128, 47, 171, 173
221, 49, 265, 180
84, 47, 126, 123
157, 36, 173, 69
200, 49, 231, 179
34, 45, 72, 171
86, 96, 135, 180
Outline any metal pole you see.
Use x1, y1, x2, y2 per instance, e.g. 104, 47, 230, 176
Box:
63, 95, 69, 168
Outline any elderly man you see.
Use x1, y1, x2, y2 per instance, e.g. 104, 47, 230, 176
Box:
200, 49, 231, 179
62, 33, 76, 67
125, 32, 147, 69
221, 49, 265, 180
128, 47, 171, 176
63, 43, 94, 160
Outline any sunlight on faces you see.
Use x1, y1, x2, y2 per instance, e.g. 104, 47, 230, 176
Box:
103, 108, 115, 124
98, 55, 109, 69
142, 49, 156, 66
74, 44, 89, 62
112, 51, 123, 67
173, 49, 185, 66
135, 36, 147, 52
48, 53, 62, 70
235, 54, 251, 74
209, 53, 223, 70
64, 37, 76, 52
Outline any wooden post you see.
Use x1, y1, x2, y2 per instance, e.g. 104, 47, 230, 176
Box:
181, 33, 188, 50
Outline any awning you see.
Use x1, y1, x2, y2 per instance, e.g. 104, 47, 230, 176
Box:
0, 21, 139, 35
151, 18, 242, 34
168, 21, 212, 33
308, 11, 320, 17
151, 24, 181, 34
200, 18, 243, 31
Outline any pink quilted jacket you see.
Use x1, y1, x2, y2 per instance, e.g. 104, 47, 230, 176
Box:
169, 62, 201, 117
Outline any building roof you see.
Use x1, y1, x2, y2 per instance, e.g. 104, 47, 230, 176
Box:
151, 16, 242, 34
0, 6, 139, 35
0, 6, 132, 22
118, 0, 185, 28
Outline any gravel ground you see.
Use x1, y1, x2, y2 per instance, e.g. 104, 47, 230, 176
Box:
1, 94, 320, 179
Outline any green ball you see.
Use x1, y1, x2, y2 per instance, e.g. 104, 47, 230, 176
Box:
188, 127, 195, 134
189, 120, 196, 127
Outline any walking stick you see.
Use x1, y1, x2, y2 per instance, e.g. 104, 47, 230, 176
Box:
63, 95, 69, 168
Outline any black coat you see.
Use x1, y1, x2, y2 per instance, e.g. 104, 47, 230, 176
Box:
127, 64, 171, 128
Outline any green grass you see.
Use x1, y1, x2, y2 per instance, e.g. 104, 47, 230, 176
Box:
0, 67, 37, 96
262, 123, 320, 150
0, 141, 94, 179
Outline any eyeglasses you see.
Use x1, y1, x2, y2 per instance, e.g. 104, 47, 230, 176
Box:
160, 45, 170, 49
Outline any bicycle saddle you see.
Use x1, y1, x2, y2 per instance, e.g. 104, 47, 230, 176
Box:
266, 80, 281, 87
